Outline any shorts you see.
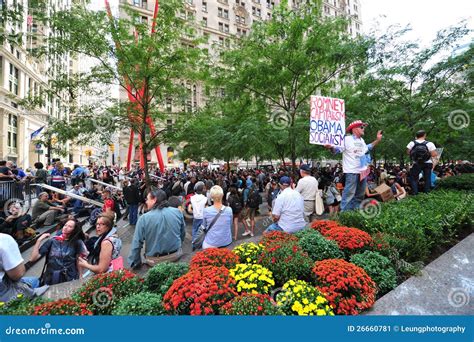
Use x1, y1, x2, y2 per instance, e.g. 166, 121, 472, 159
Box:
241, 207, 256, 220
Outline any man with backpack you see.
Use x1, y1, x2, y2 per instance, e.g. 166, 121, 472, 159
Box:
407, 130, 438, 195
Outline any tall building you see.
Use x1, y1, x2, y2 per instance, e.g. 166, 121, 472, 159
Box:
0, 0, 72, 168
114, 0, 362, 168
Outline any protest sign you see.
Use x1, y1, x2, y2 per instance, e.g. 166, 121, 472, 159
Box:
309, 96, 345, 147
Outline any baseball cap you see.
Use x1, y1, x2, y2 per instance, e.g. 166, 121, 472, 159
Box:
279, 176, 291, 185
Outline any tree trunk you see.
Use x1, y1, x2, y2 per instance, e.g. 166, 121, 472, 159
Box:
290, 110, 297, 174
141, 118, 151, 191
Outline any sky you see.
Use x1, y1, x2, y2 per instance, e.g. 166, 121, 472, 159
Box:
360, 0, 474, 48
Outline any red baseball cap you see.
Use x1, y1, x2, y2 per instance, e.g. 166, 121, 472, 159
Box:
346, 120, 368, 133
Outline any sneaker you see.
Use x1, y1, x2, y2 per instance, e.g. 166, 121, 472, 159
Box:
250, 232, 254, 237
242, 231, 251, 236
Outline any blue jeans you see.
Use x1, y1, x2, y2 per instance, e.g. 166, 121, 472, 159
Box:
341, 173, 367, 212
192, 218, 203, 241
265, 222, 284, 233
21, 277, 40, 289
128, 204, 139, 225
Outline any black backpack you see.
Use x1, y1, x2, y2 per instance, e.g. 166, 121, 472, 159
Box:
247, 189, 261, 209
229, 195, 243, 214
410, 141, 431, 163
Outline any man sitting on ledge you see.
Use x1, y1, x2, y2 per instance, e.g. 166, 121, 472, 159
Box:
128, 189, 185, 268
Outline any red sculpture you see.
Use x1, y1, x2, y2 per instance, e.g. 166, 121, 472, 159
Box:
104, 0, 165, 171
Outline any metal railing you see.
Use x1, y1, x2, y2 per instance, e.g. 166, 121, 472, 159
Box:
0, 179, 37, 209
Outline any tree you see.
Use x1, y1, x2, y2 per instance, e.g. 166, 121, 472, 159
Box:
25, 0, 203, 187
212, 0, 369, 172
339, 23, 473, 163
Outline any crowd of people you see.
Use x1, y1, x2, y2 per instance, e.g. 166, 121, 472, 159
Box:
0, 122, 472, 304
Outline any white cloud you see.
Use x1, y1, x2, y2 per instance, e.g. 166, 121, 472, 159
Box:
361, 0, 474, 46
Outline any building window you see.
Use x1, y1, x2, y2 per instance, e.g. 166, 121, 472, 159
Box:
224, 23, 229, 32
355, 23, 360, 30
218, 37, 224, 46
9, 64, 19, 95
167, 119, 173, 130
133, 0, 140, 6
218, 22, 223, 32
202, 17, 207, 26
236, 15, 245, 24
354, 4, 358, 12
218, 8, 229, 19
202, 1, 207, 12
7, 114, 18, 153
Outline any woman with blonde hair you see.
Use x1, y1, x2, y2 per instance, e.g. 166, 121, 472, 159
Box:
202, 185, 233, 249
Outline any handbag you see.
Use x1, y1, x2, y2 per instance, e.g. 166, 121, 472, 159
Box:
106, 237, 124, 271
314, 190, 325, 216
192, 206, 225, 251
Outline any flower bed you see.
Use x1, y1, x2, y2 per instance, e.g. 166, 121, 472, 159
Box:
72, 269, 144, 315
260, 231, 298, 248
322, 226, 373, 256
190, 248, 240, 270
276, 280, 334, 316
221, 294, 283, 315
233, 242, 264, 264
296, 229, 344, 261
0, 295, 47, 315
313, 259, 376, 315
229, 263, 275, 294
350, 251, 397, 295
144, 262, 189, 296
162, 266, 237, 315
310, 220, 341, 235
258, 243, 313, 286
33, 299, 93, 316
113, 292, 165, 316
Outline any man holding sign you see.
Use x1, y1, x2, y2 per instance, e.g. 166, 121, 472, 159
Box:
324, 120, 383, 212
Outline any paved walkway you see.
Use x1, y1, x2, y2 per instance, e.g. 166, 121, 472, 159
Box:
365, 233, 474, 315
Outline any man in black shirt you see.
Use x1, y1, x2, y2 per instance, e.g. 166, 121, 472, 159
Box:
123, 179, 141, 225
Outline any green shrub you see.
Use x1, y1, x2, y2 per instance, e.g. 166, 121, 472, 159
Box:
0, 294, 47, 315
296, 229, 344, 261
220, 294, 284, 315
258, 243, 313, 286
338, 191, 473, 262
113, 292, 165, 316
436, 174, 474, 191
144, 262, 189, 296
350, 251, 397, 295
